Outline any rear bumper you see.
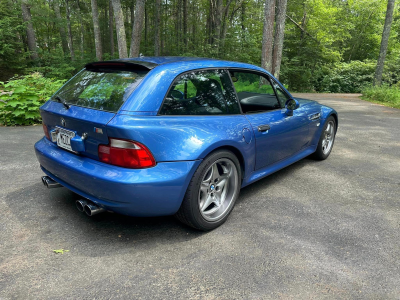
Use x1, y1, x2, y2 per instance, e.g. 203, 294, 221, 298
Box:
35, 137, 201, 217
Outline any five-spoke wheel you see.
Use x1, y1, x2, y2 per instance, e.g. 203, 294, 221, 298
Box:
198, 158, 238, 221
313, 116, 336, 160
175, 150, 241, 231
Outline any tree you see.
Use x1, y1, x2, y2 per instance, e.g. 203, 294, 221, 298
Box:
91, 0, 102, 60
130, 0, 145, 57
65, 0, 75, 60
374, 0, 396, 86
53, 0, 69, 56
272, 0, 287, 79
154, 0, 160, 55
21, 0, 38, 60
112, 0, 128, 58
109, 0, 114, 57
261, 0, 275, 72
77, 0, 85, 59
183, 0, 187, 49
0, 0, 24, 67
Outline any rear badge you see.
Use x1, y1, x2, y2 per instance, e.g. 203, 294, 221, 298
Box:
61, 118, 66, 127
94, 127, 103, 134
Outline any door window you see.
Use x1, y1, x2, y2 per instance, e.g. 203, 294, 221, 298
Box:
229, 71, 281, 113
271, 80, 290, 108
159, 69, 240, 115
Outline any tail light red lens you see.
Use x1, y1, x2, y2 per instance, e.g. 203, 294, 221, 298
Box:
42, 122, 50, 140
98, 138, 156, 169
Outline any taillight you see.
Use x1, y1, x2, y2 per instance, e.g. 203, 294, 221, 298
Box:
42, 122, 50, 140
98, 138, 156, 169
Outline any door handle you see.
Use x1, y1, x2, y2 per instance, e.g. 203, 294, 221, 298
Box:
258, 124, 270, 132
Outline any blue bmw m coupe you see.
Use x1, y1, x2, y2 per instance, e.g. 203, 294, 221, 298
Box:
35, 56, 338, 230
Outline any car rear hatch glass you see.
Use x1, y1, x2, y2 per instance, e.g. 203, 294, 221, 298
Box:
41, 62, 150, 160
52, 62, 149, 112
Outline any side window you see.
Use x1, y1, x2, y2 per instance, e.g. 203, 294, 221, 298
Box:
271, 80, 290, 108
160, 69, 240, 115
230, 71, 281, 113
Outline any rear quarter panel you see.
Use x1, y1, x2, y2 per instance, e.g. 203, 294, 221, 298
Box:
106, 114, 255, 178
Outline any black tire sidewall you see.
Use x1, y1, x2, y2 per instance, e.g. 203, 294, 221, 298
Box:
183, 150, 241, 231
315, 116, 336, 160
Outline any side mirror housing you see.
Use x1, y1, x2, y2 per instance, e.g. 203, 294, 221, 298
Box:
170, 89, 184, 100
285, 98, 299, 116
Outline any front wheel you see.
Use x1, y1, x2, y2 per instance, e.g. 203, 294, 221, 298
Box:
175, 150, 241, 231
313, 116, 336, 160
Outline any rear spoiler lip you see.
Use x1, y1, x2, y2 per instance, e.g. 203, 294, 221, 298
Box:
85, 60, 158, 72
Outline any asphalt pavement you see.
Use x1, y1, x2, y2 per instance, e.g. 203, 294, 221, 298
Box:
1, 94, 399, 299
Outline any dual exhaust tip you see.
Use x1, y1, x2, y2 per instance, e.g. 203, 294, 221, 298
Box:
76, 199, 105, 217
41, 176, 104, 217
42, 176, 63, 188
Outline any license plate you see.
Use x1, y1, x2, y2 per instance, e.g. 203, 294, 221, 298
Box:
56, 127, 75, 151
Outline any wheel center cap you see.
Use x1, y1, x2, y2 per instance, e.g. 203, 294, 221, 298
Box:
210, 184, 215, 191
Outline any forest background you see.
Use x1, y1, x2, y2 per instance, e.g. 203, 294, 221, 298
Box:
0, 0, 399, 125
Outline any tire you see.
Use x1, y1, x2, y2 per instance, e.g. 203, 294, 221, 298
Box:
175, 150, 241, 231
313, 116, 336, 160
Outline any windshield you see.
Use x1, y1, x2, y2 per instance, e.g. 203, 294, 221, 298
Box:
52, 69, 148, 112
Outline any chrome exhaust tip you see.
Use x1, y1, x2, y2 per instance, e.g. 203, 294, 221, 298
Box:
41, 176, 62, 188
76, 199, 89, 212
84, 203, 105, 217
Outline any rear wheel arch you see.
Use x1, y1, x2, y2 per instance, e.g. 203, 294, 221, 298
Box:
203, 145, 246, 180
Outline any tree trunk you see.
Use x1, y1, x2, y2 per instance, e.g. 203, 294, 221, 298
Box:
219, 0, 237, 53
374, 0, 395, 86
131, 0, 135, 24
272, 0, 287, 79
130, 0, 145, 57
192, 2, 197, 48
21, 0, 38, 60
213, 0, 223, 46
77, 0, 85, 59
65, 0, 75, 60
91, 0, 103, 60
144, 2, 148, 50
241, 2, 245, 48
112, 0, 128, 58
207, 0, 212, 44
154, 0, 160, 55
109, 0, 115, 56
183, 0, 187, 49
53, 0, 69, 55
129, 0, 135, 44
261, 0, 275, 72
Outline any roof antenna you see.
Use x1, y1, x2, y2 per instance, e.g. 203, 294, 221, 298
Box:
139, 53, 144, 58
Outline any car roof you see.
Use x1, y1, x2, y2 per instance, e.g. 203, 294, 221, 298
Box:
112, 56, 266, 73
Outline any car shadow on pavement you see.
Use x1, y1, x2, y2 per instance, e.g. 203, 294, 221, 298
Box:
4, 156, 316, 257
237, 156, 314, 204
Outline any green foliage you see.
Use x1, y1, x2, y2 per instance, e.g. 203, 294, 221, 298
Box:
315, 60, 376, 93
26, 50, 96, 80
0, 73, 65, 125
0, 0, 26, 69
1, 0, 400, 99
233, 80, 274, 94
362, 85, 400, 109
307, 58, 400, 93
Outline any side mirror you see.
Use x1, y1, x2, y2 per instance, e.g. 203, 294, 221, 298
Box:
285, 98, 299, 116
170, 89, 184, 100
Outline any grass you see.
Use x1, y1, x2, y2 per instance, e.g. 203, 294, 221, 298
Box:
361, 85, 400, 109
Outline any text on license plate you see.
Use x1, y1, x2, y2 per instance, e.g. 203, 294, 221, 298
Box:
56, 128, 75, 151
